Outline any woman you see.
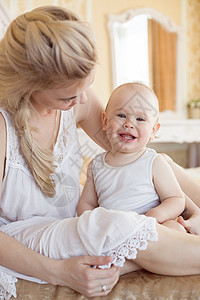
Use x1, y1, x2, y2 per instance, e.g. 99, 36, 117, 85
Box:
1, 5, 200, 299
0, 6, 119, 297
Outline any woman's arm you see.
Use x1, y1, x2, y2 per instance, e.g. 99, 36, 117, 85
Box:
77, 160, 98, 216
161, 154, 200, 234
161, 153, 200, 208
146, 156, 185, 223
0, 231, 119, 296
74, 87, 110, 150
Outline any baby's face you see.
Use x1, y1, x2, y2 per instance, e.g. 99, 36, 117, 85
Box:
103, 84, 160, 153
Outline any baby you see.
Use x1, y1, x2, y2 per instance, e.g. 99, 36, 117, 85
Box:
77, 82, 185, 232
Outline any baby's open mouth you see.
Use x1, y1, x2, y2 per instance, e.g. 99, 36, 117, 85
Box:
119, 133, 136, 140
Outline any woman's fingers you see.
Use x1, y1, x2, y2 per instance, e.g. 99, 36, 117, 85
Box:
82, 255, 112, 268
88, 265, 120, 297
56, 256, 120, 297
80, 257, 120, 296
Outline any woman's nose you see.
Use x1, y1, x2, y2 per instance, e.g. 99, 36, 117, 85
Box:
79, 92, 87, 104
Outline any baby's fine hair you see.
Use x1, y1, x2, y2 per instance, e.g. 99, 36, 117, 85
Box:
106, 81, 159, 112
0, 6, 97, 197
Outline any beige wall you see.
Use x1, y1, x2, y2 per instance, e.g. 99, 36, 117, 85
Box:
4, 0, 86, 18
4, 0, 200, 107
187, 0, 200, 101
90, 0, 182, 104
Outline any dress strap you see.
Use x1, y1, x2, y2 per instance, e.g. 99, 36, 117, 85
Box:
0, 110, 11, 165
0, 109, 30, 175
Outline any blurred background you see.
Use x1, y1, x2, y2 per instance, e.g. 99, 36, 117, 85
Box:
1, 0, 200, 167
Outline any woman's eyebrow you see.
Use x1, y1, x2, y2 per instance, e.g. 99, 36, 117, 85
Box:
58, 77, 94, 101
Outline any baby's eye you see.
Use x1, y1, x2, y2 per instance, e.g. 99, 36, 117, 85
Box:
136, 117, 145, 121
117, 113, 126, 118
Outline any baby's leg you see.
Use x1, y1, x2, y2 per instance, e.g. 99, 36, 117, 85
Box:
162, 219, 186, 232
120, 260, 141, 275
0, 209, 158, 265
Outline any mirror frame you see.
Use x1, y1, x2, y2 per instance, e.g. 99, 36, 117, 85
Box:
107, 7, 183, 116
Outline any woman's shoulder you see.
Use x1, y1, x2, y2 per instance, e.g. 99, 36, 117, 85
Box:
0, 111, 6, 140
0, 109, 14, 130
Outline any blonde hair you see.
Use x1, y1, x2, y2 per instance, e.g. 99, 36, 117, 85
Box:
0, 6, 97, 197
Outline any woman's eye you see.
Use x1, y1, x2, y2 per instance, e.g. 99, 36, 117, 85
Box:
117, 113, 126, 118
60, 96, 77, 103
65, 98, 75, 102
136, 117, 145, 121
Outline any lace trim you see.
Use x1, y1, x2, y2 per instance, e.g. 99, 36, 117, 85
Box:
0, 271, 17, 299
5, 112, 28, 171
99, 218, 158, 269
3, 109, 79, 170
54, 110, 79, 166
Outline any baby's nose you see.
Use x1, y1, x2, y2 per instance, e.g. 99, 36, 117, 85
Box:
123, 122, 134, 129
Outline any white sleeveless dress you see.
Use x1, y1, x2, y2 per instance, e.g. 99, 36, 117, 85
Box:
0, 108, 81, 298
0, 108, 81, 224
92, 148, 160, 214
0, 109, 158, 300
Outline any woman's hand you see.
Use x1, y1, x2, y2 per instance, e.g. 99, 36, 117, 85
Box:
53, 256, 120, 297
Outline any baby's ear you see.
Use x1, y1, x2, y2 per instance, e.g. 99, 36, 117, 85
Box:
102, 112, 107, 131
150, 122, 160, 140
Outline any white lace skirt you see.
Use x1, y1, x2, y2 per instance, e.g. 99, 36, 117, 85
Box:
0, 208, 158, 299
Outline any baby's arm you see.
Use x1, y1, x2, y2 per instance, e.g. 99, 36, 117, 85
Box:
145, 155, 185, 224
77, 160, 98, 216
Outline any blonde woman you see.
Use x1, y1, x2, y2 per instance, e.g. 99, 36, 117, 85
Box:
0, 6, 119, 297
1, 5, 200, 299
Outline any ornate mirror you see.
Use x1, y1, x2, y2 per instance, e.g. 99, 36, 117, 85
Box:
107, 8, 183, 115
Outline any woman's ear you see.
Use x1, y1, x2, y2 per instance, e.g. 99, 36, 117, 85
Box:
150, 122, 160, 140
102, 112, 107, 131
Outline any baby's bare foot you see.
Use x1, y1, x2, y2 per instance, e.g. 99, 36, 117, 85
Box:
177, 215, 200, 235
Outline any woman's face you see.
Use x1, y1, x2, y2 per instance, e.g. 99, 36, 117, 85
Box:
30, 70, 95, 113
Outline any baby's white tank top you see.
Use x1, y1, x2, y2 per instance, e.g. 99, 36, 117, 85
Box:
0, 109, 81, 226
92, 148, 160, 214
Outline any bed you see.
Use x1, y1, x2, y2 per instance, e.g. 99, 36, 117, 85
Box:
13, 271, 200, 299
